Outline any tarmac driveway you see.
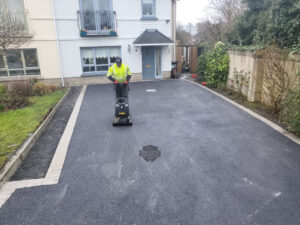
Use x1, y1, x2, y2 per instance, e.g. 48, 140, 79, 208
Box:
0, 80, 300, 225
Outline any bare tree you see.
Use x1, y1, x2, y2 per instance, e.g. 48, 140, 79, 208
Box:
0, 7, 32, 56
195, 0, 245, 46
209, 0, 246, 26
195, 20, 223, 46
176, 23, 193, 46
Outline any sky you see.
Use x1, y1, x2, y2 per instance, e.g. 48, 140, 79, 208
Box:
177, 0, 211, 25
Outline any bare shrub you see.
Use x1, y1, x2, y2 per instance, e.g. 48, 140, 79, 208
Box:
49, 85, 58, 93
0, 80, 34, 110
4, 91, 29, 109
280, 85, 300, 135
257, 47, 297, 114
33, 83, 52, 96
9, 79, 34, 97
0, 84, 7, 111
233, 68, 250, 95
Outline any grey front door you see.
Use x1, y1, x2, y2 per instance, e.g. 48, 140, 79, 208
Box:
142, 47, 155, 79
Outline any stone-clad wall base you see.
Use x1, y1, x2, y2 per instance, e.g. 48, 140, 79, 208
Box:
33, 73, 143, 87
0, 71, 172, 87
163, 71, 171, 79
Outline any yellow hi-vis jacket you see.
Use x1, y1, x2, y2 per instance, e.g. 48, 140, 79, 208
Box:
107, 63, 132, 82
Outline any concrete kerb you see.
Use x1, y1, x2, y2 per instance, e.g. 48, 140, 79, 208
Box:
0, 87, 71, 189
184, 79, 300, 146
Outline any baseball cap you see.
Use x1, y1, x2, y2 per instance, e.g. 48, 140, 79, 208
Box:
116, 57, 122, 66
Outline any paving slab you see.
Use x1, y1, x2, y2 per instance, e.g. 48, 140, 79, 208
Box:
0, 80, 299, 225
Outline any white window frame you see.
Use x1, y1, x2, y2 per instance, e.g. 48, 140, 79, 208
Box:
0, 0, 25, 12
0, 49, 40, 77
155, 47, 162, 78
141, 0, 157, 20
80, 46, 121, 76
79, 0, 113, 11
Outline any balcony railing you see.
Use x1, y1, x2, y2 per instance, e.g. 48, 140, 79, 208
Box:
78, 10, 117, 36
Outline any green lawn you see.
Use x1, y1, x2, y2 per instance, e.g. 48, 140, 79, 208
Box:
0, 89, 67, 170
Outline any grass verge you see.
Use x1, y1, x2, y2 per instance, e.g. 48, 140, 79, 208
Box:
0, 89, 66, 170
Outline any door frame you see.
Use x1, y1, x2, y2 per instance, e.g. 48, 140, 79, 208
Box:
154, 46, 162, 79
142, 46, 162, 80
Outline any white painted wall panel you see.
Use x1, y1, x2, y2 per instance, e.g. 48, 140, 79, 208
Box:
157, 0, 172, 19
58, 41, 82, 78
53, 0, 174, 78
56, 20, 80, 39
115, 0, 141, 19
53, 0, 79, 19
162, 46, 172, 71
16, 0, 62, 79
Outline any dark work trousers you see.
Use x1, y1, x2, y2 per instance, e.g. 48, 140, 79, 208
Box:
115, 83, 129, 103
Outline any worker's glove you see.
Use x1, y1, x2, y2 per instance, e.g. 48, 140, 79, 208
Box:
114, 81, 119, 84
124, 81, 129, 84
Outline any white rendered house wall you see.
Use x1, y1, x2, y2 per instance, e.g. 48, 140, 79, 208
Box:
53, 0, 173, 78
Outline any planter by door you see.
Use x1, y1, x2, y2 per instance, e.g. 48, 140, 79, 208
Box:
142, 47, 161, 79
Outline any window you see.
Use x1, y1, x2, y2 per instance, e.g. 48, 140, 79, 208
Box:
98, 0, 111, 10
0, 49, 40, 77
79, 0, 114, 33
0, 0, 24, 12
81, 47, 121, 75
142, 0, 155, 17
80, 0, 111, 10
0, 0, 27, 34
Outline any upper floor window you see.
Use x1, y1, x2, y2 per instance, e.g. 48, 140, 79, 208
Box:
79, 0, 115, 33
0, 0, 24, 12
142, 0, 155, 18
0, 0, 28, 34
80, 0, 111, 11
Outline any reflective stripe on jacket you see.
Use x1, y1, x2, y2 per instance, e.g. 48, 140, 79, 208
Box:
107, 63, 132, 82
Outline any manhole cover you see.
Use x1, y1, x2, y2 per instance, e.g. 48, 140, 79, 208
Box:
139, 145, 161, 162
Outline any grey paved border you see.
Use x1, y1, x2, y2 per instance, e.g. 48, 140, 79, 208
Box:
0, 88, 71, 188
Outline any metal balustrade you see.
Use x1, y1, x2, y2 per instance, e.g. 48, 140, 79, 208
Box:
78, 10, 117, 36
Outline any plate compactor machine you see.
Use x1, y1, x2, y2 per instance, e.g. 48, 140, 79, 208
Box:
113, 83, 132, 126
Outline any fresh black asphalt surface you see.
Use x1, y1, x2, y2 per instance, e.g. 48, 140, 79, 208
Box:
0, 80, 300, 225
